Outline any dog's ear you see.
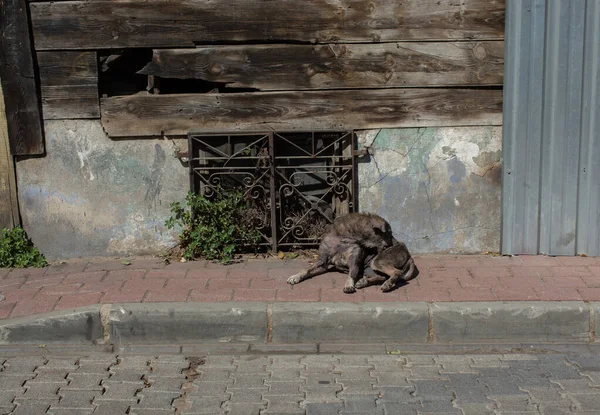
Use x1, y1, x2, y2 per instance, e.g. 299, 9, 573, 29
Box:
373, 224, 386, 235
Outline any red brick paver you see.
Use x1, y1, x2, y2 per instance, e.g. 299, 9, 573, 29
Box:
0, 255, 599, 319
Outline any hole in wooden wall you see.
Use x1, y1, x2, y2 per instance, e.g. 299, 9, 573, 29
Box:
99, 48, 260, 97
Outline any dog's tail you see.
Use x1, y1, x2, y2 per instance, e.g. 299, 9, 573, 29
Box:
400, 257, 418, 281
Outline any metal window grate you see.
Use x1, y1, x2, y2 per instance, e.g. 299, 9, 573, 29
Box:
188, 131, 357, 252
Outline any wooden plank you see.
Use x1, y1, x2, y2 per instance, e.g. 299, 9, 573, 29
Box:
41, 85, 100, 119
100, 89, 503, 137
0, 0, 45, 155
0, 78, 20, 228
139, 42, 504, 90
37, 51, 98, 85
37, 52, 100, 119
30, 0, 506, 50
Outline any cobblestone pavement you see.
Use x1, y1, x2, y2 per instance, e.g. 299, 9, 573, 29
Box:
0, 351, 599, 414
1, 255, 600, 319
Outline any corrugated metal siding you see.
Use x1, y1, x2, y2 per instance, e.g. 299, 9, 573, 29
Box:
502, 0, 600, 256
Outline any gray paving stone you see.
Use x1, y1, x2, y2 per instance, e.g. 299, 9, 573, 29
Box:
129, 410, 175, 415
454, 402, 495, 415
147, 377, 186, 393
175, 396, 227, 414
148, 364, 186, 378
44, 358, 79, 370
227, 388, 267, 403
489, 395, 538, 412
0, 389, 21, 406
370, 371, 411, 386
569, 393, 600, 411
519, 386, 564, 402
376, 386, 416, 402
72, 361, 112, 374
95, 382, 143, 402
91, 401, 131, 415
230, 373, 269, 388
418, 398, 462, 414
106, 370, 146, 383
21, 382, 61, 400
301, 385, 343, 403
65, 373, 105, 390
3, 357, 46, 374
11, 400, 53, 414
115, 356, 150, 370
407, 365, 447, 380
224, 403, 266, 415
54, 390, 97, 408
262, 401, 305, 414
538, 401, 576, 415
342, 396, 377, 412
32, 369, 70, 383
551, 379, 599, 392
0, 376, 26, 391
47, 408, 95, 415
379, 402, 420, 414
305, 402, 342, 415
133, 391, 180, 409
567, 355, 600, 371
266, 382, 303, 395
480, 378, 523, 395
187, 381, 229, 397
268, 370, 303, 382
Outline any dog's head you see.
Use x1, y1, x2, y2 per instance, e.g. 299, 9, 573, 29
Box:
372, 218, 394, 249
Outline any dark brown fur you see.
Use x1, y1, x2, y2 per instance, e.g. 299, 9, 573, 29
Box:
287, 212, 397, 293
356, 242, 419, 292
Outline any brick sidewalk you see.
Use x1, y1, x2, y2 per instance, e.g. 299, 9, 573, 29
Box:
0, 255, 599, 320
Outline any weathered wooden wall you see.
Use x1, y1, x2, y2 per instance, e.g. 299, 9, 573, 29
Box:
0, 0, 45, 155
25, 0, 506, 136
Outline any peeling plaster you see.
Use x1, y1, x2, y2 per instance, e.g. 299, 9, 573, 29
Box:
357, 126, 502, 254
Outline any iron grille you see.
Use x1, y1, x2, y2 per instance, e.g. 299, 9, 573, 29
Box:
188, 131, 357, 252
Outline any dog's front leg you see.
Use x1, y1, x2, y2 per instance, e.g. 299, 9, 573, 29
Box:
287, 259, 330, 285
343, 248, 364, 294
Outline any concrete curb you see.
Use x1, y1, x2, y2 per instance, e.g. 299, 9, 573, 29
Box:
0, 302, 596, 345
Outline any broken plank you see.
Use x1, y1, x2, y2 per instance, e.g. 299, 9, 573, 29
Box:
30, 0, 505, 50
37, 51, 100, 119
139, 42, 504, 90
0, 0, 45, 155
100, 89, 503, 137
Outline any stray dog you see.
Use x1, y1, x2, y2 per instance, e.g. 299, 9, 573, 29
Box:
287, 213, 401, 293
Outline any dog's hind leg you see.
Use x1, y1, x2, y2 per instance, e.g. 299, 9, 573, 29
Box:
287, 260, 331, 285
376, 257, 417, 292
355, 273, 388, 289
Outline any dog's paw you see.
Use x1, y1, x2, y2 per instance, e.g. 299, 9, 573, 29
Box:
381, 281, 394, 292
287, 275, 300, 285
343, 285, 357, 294
354, 278, 369, 289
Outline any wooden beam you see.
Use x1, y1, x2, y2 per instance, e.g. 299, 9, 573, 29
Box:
0, 78, 20, 228
30, 0, 506, 50
100, 89, 503, 137
139, 42, 504, 90
37, 51, 100, 119
0, 0, 45, 155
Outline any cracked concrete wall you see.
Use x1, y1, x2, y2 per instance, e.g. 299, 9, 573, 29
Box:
16, 120, 188, 260
15, 121, 500, 259
357, 127, 502, 254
